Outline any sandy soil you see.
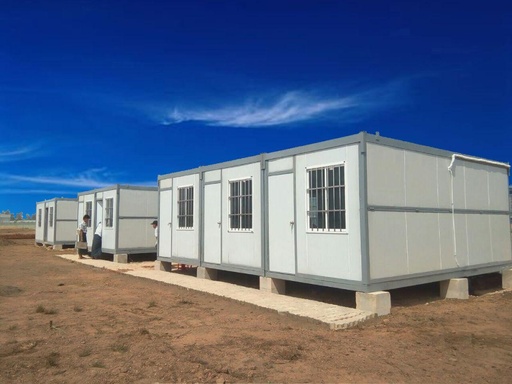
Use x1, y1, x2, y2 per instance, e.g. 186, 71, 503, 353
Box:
1, 227, 512, 383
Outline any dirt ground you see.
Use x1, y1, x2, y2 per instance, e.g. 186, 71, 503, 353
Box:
1, 227, 512, 383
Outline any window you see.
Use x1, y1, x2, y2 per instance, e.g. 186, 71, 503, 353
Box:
85, 202, 92, 227
105, 198, 114, 228
38, 209, 42, 227
49, 207, 54, 227
307, 164, 346, 231
177, 186, 193, 229
229, 178, 252, 230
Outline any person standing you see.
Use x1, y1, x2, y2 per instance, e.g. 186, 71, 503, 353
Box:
151, 220, 158, 248
78, 214, 90, 259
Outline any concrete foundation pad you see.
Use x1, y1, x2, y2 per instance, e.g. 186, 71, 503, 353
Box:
260, 277, 286, 294
155, 260, 172, 272
113, 254, 128, 263
356, 291, 391, 316
502, 268, 512, 289
197, 267, 218, 280
440, 278, 469, 299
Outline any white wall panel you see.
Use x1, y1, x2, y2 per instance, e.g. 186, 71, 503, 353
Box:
406, 212, 441, 274
160, 178, 172, 189
438, 214, 457, 269
119, 189, 157, 217
268, 157, 293, 173
466, 214, 492, 265
369, 212, 408, 279
204, 169, 221, 183
488, 168, 510, 211
118, 219, 154, 249
404, 152, 439, 207
158, 189, 172, 258
367, 144, 406, 206
464, 163, 490, 210
490, 215, 512, 262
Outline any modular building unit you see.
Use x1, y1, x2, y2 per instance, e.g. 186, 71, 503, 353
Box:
157, 132, 512, 292
77, 185, 158, 257
35, 198, 78, 248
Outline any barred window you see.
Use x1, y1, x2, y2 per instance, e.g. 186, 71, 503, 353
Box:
177, 186, 194, 229
229, 179, 252, 231
38, 209, 42, 227
49, 207, 54, 227
307, 165, 346, 231
85, 201, 92, 228
105, 198, 114, 228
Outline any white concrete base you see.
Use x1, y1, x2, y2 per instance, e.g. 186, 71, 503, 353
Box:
197, 267, 218, 280
259, 277, 286, 294
502, 268, 512, 289
113, 254, 128, 263
52, 244, 64, 250
356, 291, 391, 316
155, 260, 172, 272
440, 278, 469, 299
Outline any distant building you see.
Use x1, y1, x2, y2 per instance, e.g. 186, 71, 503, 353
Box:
0, 213, 11, 224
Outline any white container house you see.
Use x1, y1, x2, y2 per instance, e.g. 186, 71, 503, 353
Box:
77, 185, 158, 261
35, 198, 78, 249
157, 132, 512, 293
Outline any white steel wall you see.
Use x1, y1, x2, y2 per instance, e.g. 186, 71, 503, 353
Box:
367, 143, 512, 280
35, 202, 45, 242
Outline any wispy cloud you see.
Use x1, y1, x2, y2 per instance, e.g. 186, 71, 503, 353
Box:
161, 81, 406, 128
0, 143, 45, 162
0, 168, 156, 191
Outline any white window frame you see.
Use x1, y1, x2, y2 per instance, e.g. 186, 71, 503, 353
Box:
85, 201, 92, 228
228, 177, 253, 231
177, 185, 194, 229
105, 198, 114, 228
49, 207, 54, 227
306, 162, 346, 233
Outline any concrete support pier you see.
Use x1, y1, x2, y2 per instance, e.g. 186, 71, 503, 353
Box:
356, 291, 391, 316
440, 278, 469, 299
259, 277, 286, 294
197, 267, 218, 280
52, 244, 64, 250
113, 254, 128, 263
502, 268, 512, 289
155, 260, 172, 272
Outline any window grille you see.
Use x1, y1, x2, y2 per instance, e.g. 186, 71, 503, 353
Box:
307, 165, 346, 231
38, 209, 42, 227
105, 198, 114, 228
177, 186, 194, 229
49, 207, 54, 227
229, 179, 252, 230
85, 202, 92, 228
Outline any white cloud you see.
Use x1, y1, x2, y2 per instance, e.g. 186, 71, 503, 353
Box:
0, 168, 156, 191
161, 82, 405, 128
0, 143, 44, 162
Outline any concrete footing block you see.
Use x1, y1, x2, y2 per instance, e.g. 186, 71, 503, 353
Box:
113, 254, 128, 263
259, 277, 286, 294
197, 267, 218, 280
52, 244, 64, 250
356, 291, 391, 316
440, 278, 469, 299
155, 260, 172, 272
502, 268, 512, 290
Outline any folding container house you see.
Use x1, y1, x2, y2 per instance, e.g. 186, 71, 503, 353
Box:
157, 132, 512, 292
77, 185, 158, 259
35, 198, 78, 249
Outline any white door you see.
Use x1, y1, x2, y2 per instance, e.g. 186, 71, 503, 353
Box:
268, 173, 296, 274
94, 200, 103, 247
204, 183, 222, 264
159, 189, 172, 257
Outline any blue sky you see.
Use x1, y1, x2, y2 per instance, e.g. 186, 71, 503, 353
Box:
1, 0, 510, 216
